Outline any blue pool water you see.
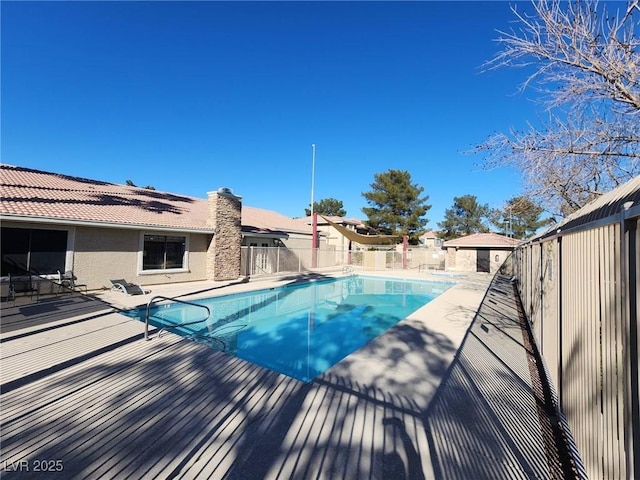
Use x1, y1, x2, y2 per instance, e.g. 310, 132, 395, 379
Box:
128, 276, 453, 382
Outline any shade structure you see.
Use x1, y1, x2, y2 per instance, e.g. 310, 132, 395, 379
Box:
319, 215, 400, 245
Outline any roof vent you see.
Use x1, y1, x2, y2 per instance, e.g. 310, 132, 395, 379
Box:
217, 187, 233, 195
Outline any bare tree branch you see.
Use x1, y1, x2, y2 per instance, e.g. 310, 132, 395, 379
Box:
476, 0, 640, 217
484, 0, 640, 113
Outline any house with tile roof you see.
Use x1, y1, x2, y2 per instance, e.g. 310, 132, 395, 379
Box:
418, 230, 442, 249
0, 164, 315, 291
442, 232, 521, 273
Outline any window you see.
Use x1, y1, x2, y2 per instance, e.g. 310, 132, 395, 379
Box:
1, 227, 68, 275
143, 235, 186, 270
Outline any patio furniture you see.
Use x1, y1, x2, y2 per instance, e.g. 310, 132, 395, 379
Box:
110, 279, 149, 296
1, 280, 11, 302
8, 273, 39, 305
57, 270, 88, 295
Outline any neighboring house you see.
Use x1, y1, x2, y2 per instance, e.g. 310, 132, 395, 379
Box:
442, 232, 521, 273
0, 164, 313, 291
242, 208, 316, 250
418, 230, 442, 248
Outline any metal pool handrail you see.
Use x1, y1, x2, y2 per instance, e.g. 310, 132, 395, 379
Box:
144, 295, 211, 341
188, 333, 228, 351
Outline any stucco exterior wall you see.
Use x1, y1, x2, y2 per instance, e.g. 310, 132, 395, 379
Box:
491, 249, 511, 273
74, 226, 210, 290
320, 224, 347, 250
281, 234, 313, 250
73, 227, 140, 290
444, 247, 514, 273
452, 249, 478, 272
445, 247, 457, 270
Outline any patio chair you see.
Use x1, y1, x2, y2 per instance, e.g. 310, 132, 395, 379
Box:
8, 273, 39, 305
110, 279, 149, 296
57, 270, 88, 295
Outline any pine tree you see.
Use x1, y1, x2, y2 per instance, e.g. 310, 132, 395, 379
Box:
438, 195, 489, 240
305, 198, 346, 217
361, 169, 430, 240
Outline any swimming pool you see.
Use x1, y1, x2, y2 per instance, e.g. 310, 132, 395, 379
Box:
130, 275, 453, 382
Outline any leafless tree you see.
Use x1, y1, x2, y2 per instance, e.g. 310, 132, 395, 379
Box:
476, 0, 640, 217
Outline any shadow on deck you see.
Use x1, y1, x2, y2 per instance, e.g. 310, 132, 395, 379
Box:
420, 275, 583, 479
0, 274, 584, 479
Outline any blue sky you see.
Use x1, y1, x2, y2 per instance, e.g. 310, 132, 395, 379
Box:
2, 1, 543, 228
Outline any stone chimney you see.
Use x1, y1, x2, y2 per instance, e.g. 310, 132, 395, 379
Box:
207, 187, 242, 281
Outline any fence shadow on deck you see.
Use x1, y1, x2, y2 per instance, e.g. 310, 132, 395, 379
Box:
0, 275, 579, 479
422, 275, 580, 480
0, 309, 445, 478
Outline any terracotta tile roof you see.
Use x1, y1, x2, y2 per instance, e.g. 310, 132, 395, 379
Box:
1, 164, 210, 231
242, 207, 312, 236
0, 164, 312, 237
442, 232, 521, 248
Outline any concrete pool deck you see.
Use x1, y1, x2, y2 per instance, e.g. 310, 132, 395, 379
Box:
0, 271, 578, 479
